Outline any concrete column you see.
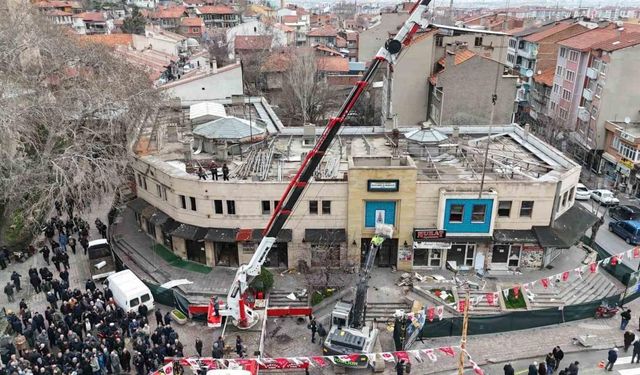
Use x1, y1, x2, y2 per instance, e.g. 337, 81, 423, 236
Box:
205, 241, 216, 267
173, 237, 187, 259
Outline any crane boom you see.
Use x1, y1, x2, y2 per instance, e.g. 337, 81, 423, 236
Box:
224, 0, 433, 328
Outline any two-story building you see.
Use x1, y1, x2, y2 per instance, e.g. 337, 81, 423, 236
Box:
179, 17, 205, 39
196, 5, 240, 28
150, 6, 187, 32
306, 25, 338, 47
129, 102, 590, 273
603, 121, 640, 193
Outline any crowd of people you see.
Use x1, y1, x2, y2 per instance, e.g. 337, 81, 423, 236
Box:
503, 347, 578, 375
1, 204, 249, 375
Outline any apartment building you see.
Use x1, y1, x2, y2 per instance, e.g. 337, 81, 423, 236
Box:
603, 121, 640, 193
550, 23, 640, 168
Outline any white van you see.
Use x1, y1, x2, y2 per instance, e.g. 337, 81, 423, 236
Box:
106, 270, 154, 313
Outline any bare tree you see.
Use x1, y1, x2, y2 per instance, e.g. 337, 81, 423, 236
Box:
0, 6, 162, 243
279, 48, 337, 125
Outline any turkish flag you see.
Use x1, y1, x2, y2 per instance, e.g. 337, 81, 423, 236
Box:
540, 278, 549, 288
634, 247, 640, 258
458, 300, 466, 313
427, 307, 435, 322
611, 256, 618, 266
311, 357, 327, 367
589, 262, 598, 273
486, 293, 495, 305
513, 286, 520, 299
562, 271, 570, 281
439, 347, 456, 357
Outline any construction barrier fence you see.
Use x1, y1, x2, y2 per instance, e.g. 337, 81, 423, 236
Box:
422, 239, 640, 338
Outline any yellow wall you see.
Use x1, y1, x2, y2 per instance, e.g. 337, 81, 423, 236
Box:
347, 157, 418, 271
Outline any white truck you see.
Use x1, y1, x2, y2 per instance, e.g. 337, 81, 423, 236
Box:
105, 270, 154, 313
88, 239, 117, 280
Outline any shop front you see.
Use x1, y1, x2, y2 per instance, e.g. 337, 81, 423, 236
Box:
171, 223, 208, 264
205, 228, 239, 267
491, 229, 540, 271
236, 229, 292, 269
361, 238, 398, 267
412, 229, 448, 268
305, 229, 347, 268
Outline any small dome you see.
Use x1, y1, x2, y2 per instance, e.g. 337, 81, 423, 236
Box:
186, 38, 199, 47
404, 124, 448, 144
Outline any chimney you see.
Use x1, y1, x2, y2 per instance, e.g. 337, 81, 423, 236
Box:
523, 123, 530, 144
210, 59, 218, 73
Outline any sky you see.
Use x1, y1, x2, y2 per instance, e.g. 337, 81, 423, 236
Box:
287, 0, 639, 8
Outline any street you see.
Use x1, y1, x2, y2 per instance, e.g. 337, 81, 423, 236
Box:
578, 196, 640, 270
472, 347, 640, 375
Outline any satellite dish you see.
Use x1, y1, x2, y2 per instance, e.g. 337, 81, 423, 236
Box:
625, 116, 631, 124
525, 69, 534, 78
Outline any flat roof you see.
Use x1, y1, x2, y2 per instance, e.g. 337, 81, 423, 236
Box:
140, 119, 577, 183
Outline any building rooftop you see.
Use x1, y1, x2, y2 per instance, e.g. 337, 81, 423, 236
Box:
523, 22, 585, 43
307, 25, 338, 37
198, 5, 235, 15
533, 67, 555, 86
559, 23, 640, 51
234, 35, 272, 51
141, 103, 578, 183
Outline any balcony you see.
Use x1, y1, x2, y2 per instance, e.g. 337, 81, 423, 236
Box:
578, 107, 590, 122
518, 47, 538, 60
583, 88, 594, 101
586, 67, 599, 80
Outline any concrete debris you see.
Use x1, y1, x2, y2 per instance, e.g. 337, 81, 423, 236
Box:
286, 293, 297, 301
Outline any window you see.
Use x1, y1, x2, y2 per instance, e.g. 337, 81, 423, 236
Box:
555, 66, 563, 76
507, 54, 515, 64
550, 101, 557, 111
569, 50, 579, 62
601, 62, 607, 75
322, 200, 331, 215
137, 174, 142, 187
309, 200, 318, 214
141, 294, 151, 303
435, 35, 443, 47
559, 47, 566, 58
227, 200, 236, 215
142, 177, 147, 190
161, 186, 167, 201
129, 298, 140, 307
261, 200, 271, 215
595, 84, 603, 97
471, 204, 486, 223
509, 39, 517, 48
156, 184, 162, 197
559, 108, 568, 120
520, 201, 534, 217
553, 84, 560, 94
179, 195, 186, 209
474, 37, 483, 46
214, 200, 223, 214
508, 245, 521, 267
565, 70, 575, 82
190, 197, 197, 211
498, 201, 512, 217
562, 191, 569, 207
449, 204, 464, 223
562, 89, 571, 101
590, 105, 598, 117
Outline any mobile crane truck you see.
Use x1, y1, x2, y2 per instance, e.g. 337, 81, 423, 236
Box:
218, 0, 433, 361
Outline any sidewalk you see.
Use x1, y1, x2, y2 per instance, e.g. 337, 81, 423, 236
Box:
413, 297, 640, 374
110, 207, 236, 304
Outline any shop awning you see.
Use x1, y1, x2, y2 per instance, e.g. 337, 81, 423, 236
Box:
413, 242, 451, 250
424, 236, 492, 243
148, 209, 171, 226
235, 228, 292, 242
141, 205, 156, 219
161, 218, 180, 234
304, 229, 347, 243
171, 223, 208, 241
204, 228, 238, 243
493, 229, 538, 243
533, 204, 599, 248
128, 197, 150, 214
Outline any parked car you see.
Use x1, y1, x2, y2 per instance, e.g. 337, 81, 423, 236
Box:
609, 205, 640, 222
575, 183, 591, 200
609, 220, 640, 244
591, 189, 620, 206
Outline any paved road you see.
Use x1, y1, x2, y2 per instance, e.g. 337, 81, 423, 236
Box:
467, 347, 640, 375
578, 197, 640, 270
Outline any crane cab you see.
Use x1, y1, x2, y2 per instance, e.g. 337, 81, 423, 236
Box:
331, 301, 352, 328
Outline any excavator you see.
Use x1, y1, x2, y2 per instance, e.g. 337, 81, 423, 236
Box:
219, 0, 433, 358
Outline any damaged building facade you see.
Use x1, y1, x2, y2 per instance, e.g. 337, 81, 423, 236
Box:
129, 100, 591, 273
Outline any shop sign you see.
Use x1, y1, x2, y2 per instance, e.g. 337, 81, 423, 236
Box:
414, 228, 447, 240
367, 179, 399, 192
620, 131, 635, 143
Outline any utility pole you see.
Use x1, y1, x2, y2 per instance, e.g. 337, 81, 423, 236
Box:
458, 291, 470, 375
